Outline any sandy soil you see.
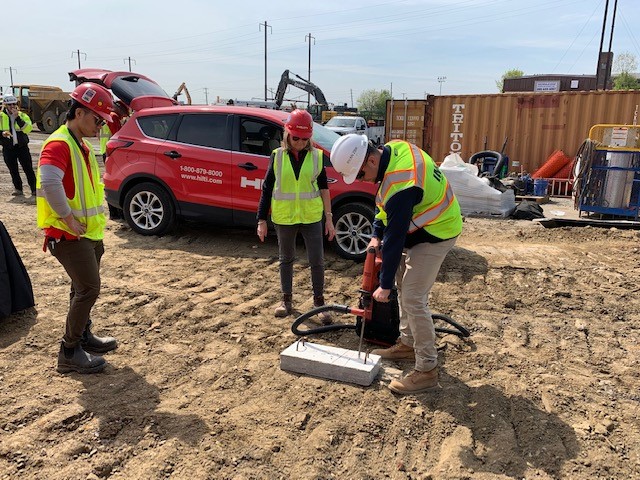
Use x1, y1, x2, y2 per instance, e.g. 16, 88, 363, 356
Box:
1, 133, 639, 479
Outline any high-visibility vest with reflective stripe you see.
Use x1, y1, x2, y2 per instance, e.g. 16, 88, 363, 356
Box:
36, 125, 106, 240
375, 140, 462, 240
271, 147, 324, 225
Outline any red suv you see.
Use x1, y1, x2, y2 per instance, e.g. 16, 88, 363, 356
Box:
70, 69, 377, 260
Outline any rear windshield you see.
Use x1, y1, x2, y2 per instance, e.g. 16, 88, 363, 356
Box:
138, 114, 178, 140
111, 76, 169, 105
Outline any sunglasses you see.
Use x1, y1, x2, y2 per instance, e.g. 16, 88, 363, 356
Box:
91, 113, 106, 127
291, 136, 310, 142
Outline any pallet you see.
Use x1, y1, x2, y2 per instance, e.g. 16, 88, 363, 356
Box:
516, 195, 550, 204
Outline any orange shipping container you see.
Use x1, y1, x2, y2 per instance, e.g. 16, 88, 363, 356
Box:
386, 90, 640, 173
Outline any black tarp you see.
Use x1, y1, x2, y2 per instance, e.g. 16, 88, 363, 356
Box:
0, 221, 35, 318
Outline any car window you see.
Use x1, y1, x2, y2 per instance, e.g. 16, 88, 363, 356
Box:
176, 114, 230, 150
240, 118, 283, 156
138, 114, 178, 140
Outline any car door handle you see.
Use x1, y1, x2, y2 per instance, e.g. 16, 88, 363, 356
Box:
238, 163, 258, 171
163, 150, 182, 159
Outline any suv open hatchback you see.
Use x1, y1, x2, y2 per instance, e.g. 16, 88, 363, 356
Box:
70, 69, 377, 260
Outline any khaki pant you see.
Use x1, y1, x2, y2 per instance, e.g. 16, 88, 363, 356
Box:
395, 237, 457, 372
50, 238, 104, 347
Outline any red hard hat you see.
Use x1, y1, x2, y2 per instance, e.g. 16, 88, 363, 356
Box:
70, 83, 114, 122
284, 109, 313, 138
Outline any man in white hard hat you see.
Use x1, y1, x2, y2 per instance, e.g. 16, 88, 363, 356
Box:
331, 134, 463, 394
1, 93, 36, 197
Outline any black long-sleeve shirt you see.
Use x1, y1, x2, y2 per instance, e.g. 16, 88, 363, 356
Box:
373, 146, 451, 289
257, 147, 328, 221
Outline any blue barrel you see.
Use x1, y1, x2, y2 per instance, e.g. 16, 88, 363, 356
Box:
534, 179, 549, 196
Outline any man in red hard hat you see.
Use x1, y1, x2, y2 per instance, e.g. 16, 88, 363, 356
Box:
36, 82, 118, 374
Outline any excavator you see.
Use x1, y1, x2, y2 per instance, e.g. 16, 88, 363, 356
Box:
273, 70, 333, 123
172, 82, 192, 105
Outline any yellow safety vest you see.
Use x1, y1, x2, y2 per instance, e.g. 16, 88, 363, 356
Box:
271, 147, 324, 225
0, 111, 33, 134
375, 140, 462, 240
36, 125, 106, 240
98, 124, 111, 155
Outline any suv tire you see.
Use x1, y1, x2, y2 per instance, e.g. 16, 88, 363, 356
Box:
123, 182, 176, 236
332, 202, 374, 261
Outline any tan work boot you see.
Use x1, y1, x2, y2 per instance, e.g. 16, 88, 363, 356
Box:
370, 340, 415, 361
313, 295, 333, 325
274, 294, 293, 318
388, 367, 439, 394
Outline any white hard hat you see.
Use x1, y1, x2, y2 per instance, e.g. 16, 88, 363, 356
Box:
330, 133, 369, 184
2, 94, 18, 105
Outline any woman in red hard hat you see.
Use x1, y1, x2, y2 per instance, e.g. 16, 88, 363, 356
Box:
256, 109, 335, 323
36, 82, 118, 375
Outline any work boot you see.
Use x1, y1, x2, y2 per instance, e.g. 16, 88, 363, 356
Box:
312, 295, 333, 325
12, 189, 23, 196
57, 342, 106, 374
274, 294, 293, 318
388, 367, 439, 394
81, 322, 118, 354
371, 340, 415, 361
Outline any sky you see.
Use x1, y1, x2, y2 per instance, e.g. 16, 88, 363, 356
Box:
3, 0, 640, 107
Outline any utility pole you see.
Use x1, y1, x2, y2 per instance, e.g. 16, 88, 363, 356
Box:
259, 21, 272, 101
5, 67, 16, 87
595, 0, 610, 89
123, 57, 136, 72
72, 49, 87, 69
305, 33, 315, 106
350, 89, 354, 108
438, 76, 447, 95
603, 0, 618, 90
203, 87, 209, 105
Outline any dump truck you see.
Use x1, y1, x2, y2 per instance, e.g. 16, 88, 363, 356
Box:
7, 85, 70, 133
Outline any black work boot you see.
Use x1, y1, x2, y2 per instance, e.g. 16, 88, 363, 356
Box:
57, 343, 106, 374
81, 322, 118, 354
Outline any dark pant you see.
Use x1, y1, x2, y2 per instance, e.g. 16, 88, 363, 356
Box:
50, 238, 105, 347
2, 145, 36, 193
274, 221, 324, 297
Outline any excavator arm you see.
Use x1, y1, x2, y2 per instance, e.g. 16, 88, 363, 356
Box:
273, 70, 328, 110
172, 82, 192, 105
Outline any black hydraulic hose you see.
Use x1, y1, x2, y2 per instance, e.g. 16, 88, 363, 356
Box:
433, 313, 471, 338
291, 305, 471, 338
291, 304, 357, 336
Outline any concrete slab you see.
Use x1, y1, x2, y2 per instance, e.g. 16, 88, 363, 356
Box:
280, 341, 382, 386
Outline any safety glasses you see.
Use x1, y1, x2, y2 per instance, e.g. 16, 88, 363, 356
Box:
291, 136, 310, 142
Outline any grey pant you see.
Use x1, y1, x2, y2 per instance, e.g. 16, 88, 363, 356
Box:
50, 238, 104, 347
396, 237, 457, 372
274, 222, 324, 297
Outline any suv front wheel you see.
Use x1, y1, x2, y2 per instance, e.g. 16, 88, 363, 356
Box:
332, 202, 374, 261
123, 182, 176, 236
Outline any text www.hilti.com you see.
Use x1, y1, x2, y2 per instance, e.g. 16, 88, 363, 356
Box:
180, 173, 223, 184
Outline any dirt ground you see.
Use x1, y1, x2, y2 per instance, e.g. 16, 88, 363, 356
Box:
1, 132, 639, 480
